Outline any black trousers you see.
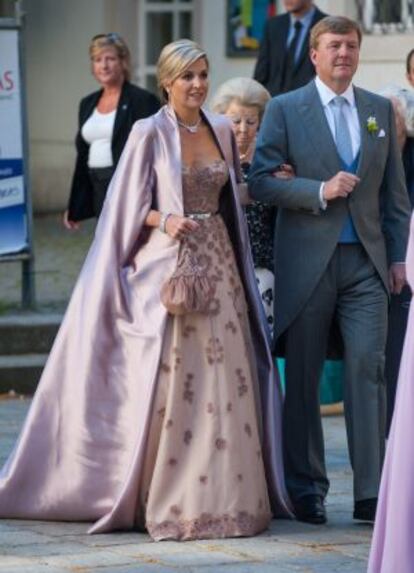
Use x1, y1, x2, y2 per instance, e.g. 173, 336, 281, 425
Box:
89, 166, 114, 217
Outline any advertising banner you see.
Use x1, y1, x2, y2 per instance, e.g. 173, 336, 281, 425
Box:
0, 28, 28, 256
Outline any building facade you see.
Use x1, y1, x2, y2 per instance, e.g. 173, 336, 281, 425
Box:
1, 0, 413, 212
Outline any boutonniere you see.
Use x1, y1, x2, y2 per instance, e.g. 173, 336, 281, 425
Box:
367, 116, 379, 134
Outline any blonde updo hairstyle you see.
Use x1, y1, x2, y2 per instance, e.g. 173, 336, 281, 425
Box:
210, 77, 270, 122
157, 39, 209, 103
89, 33, 131, 81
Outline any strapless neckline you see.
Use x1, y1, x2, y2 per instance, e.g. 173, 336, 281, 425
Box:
181, 158, 226, 172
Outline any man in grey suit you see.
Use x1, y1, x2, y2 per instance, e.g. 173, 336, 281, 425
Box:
249, 15, 411, 524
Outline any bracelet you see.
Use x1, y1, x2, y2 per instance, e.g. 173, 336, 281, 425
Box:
159, 212, 170, 233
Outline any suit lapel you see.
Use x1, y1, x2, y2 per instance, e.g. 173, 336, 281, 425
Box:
82, 90, 101, 123
297, 82, 342, 174
279, 14, 290, 55
112, 81, 130, 144
354, 87, 376, 180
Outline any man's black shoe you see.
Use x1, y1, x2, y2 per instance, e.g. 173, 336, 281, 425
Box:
353, 498, 377, 522
293, 494, 327, 524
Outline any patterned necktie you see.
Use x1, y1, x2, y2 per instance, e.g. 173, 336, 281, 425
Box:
330, 96, 353, 166
281, 20, 303, 92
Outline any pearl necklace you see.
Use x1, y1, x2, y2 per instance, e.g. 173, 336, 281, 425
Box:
177, 117, 202, 134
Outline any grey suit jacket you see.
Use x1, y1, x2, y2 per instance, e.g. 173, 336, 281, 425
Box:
249, 80, 411, 343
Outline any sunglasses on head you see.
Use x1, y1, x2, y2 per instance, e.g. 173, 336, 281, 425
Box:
92, 33, 121, 42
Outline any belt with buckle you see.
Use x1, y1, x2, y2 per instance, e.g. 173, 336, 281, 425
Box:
186, 212, 217, 220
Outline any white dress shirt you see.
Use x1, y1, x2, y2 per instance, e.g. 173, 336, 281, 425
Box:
314, 77, 361, 208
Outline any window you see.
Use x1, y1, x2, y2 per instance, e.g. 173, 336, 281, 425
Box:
356, 0, 414, 33
137, 0, 195, 93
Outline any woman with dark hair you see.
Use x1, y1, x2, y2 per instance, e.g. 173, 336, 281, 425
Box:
64, 33, 159, 228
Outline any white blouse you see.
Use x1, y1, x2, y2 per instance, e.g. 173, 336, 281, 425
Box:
81, 108, 116, 168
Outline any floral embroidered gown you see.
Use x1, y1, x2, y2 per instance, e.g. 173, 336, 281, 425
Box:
136, 159, 272, 541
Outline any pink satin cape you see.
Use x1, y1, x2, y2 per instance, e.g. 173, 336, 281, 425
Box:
368, 213, 414, 573
0, 106, 291, 533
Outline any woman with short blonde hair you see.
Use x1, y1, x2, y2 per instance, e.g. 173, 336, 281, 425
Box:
157, 38, 209, 102
89, 33, 132, 81
64, 33, 159, 228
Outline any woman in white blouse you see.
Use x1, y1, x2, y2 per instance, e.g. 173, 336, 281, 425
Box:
64, 33, 159, 229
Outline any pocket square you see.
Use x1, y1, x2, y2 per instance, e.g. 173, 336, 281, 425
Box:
378, 129, 386, 138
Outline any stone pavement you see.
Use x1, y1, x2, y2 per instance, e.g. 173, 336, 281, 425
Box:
0, 399, 372, 573
0, 215, 95, 313
0, 216, 372, 571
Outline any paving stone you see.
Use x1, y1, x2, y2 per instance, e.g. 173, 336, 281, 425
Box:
0, 566, 68, 573
0, 556, 37, 568
189, 564, 295, 573
110, 542, 243, 567
68, 531, 150, 547
91, 567, 193, 573
0, 344, 374, 572
21, 521, 91, 537
0, 541, 93, 559
0, 531, 55, 547
41, 549, 135, 569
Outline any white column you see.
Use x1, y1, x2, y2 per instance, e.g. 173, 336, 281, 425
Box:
363, 0, 375, 31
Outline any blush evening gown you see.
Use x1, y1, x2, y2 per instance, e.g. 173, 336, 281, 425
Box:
0, 109, 290, 540
136, 159, 272, 540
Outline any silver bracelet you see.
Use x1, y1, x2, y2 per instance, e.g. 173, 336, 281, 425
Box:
158, 212, 170, 233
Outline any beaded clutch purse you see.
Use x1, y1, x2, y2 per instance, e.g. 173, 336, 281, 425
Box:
160, 239, 216, 315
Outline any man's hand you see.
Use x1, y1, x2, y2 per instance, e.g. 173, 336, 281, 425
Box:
389, 263, 406, 295
323, 171, 360, 201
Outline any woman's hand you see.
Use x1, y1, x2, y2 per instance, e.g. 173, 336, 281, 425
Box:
273, 163, 295, 180
63, 210, 80, 230
165, 215, 199, 240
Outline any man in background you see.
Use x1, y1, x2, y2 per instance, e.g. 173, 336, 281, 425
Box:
253, 0, 326, 96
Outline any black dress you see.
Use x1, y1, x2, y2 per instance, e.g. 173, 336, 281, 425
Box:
385, 137, 414, 433
241, 162, 275, 333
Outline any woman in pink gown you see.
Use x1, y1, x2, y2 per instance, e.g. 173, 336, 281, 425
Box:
0, 40, 291, 541
368, 213, 414, 572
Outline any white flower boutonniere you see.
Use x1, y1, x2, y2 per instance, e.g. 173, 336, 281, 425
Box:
367, 116, 379, 134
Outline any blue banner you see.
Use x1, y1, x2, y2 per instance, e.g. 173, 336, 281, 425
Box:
0, 158, 24, 180
0, 204, 27, 255
0, 29, 29, 257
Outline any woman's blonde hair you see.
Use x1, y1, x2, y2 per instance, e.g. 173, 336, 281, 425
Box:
157, 39, 208, 103
89, 33, 131, 81
210, 77, 270, 120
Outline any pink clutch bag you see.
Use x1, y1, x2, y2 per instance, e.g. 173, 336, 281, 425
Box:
160, 240, 216, 315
